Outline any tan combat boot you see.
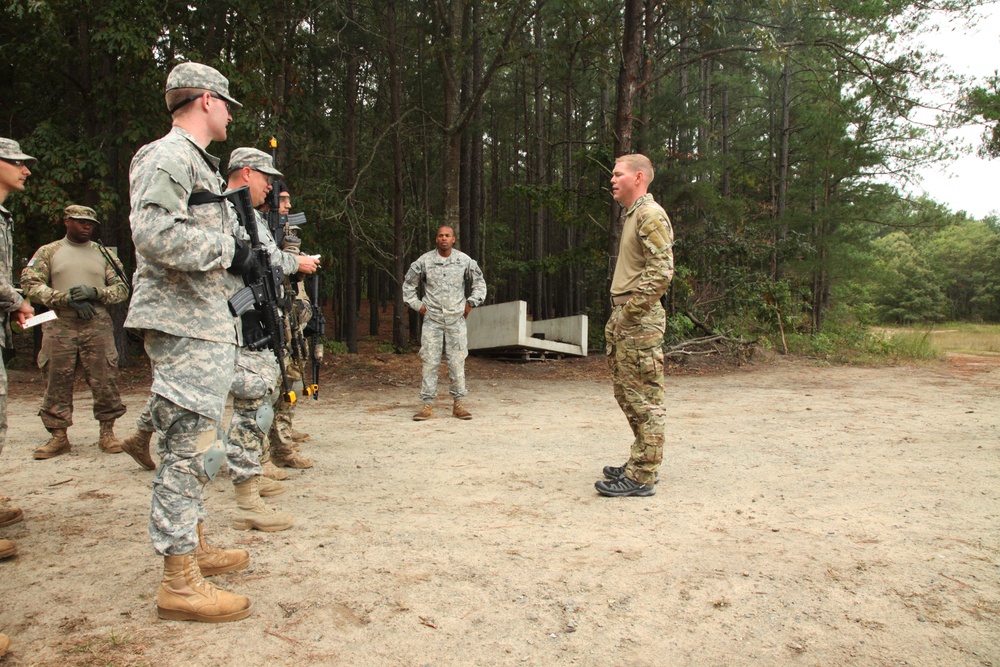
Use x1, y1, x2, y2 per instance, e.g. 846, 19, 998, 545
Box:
156, 553, 253, 623
233, 478, 294, 532
0, 539, 17, 559
97, 420, 123, 454
262, 460, 289, 481
289, 428, 311, 443
121, 429, 156, 470
195, 522, 249, 576
0, 633, 10, 658
0, 500, 23, 528
270, 449, 312, 469
452, 401, 472, 420
413, 404, 434, 421
257, 475, 286, 497
33, 429, 70, 460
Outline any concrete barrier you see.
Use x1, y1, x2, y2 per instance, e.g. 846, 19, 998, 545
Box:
467, 300, 588, 357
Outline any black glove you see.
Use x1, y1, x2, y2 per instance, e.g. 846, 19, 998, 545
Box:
228, 238, 253, 275
69, 285, 99, 302
68, 300, 97, 320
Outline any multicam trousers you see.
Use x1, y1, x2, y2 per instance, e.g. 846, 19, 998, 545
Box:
144, 331, 235, 556
0, 356, 7, 455
418, 316, 468, 403
605, 302, 667, 486
37, 311, 126, 430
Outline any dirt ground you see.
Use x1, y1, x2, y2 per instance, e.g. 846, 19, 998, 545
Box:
0, 350, 997, 667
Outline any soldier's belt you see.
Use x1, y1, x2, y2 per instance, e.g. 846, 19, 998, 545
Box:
611, 293, 632, 306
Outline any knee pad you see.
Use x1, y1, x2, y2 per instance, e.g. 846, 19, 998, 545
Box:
254, 401, 275, 434
200, 430, 227, 481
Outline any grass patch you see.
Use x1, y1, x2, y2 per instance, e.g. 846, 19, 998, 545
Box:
881, 322, 1000, 356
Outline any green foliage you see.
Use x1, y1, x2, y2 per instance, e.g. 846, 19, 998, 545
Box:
0, 0, 990, 356
324, 340, 349, 355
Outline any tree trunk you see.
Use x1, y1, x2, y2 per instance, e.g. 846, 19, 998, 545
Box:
387, 0, 408, 351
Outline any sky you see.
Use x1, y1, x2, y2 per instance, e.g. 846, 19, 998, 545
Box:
910, 4, 1000, 219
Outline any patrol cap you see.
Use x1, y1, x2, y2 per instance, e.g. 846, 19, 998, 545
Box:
165, 62, 242, 111
64, 205, 100, 224
0, 138, 37, 165
226, 147, 283, 178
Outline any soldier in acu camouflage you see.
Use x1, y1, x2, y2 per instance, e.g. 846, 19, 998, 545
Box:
21, 205, 129, 460
124, 62, 254, 623
0, 138, 37, 608
403, 225, 487, 421
595, 154, 674, 498
223, 148, 316, 531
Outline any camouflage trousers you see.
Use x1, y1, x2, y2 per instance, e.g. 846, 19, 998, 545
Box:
605, 303, 667, 486
228, 348, 279, 484
0, 356, 7, 455
144, 331, 236, 556
37, 312, 126, 430
264, 345, 304, 458
418, 316, 468, 403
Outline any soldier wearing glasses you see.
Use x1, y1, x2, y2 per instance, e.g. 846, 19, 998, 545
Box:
125, 62, 253, 623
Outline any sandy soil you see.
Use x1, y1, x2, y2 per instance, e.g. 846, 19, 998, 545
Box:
0, 352, 997, 667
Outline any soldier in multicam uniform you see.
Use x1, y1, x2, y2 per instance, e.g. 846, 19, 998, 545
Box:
223, 149, 317, 530
125, 62, 254, 623
21, 205, 129, 460
595, 153, 674, 498
403, 225, 487, 421
0, 137, 37, 657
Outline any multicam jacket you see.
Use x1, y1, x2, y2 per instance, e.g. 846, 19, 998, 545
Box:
610, 193, 674, 325
21, 238, 129, 314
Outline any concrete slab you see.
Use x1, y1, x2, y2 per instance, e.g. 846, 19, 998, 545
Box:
467, 300, 588, 357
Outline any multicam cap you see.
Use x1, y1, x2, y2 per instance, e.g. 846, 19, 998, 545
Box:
64, 205, 100, 223
0, 138, 37, 164
165, 62, 242, 111
226, 147, 283, 178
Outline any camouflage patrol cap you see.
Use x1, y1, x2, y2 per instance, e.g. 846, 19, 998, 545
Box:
0, 138, 37, 164
64, 205, 100, 224
165, 62, 243, 111
226, 147, 283, 178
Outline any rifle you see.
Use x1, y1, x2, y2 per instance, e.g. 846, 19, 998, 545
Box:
224, 185, 297, 405
264, 185, 310, 372
302, 273, 325, 399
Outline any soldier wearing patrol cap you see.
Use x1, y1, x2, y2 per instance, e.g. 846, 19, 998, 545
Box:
222, 147, 315, 532
0, 137, 37, 656
21, 204, 129, 460
124, 62, 253, 623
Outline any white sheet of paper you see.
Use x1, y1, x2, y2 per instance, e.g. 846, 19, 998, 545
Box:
21, 310, 58, 328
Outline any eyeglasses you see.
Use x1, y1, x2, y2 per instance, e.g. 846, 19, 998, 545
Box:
0, 158, 29, 168
210, 94, 233, 113
168, 92, 233, 114
251, 170, 274, 186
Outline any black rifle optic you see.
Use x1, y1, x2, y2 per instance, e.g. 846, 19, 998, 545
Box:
223, 186, 297, 405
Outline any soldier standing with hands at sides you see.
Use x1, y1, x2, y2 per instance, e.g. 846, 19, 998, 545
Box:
403, 225, 487, 421
21, 205, 129, 460
126, 62, 254, 623
0, 137, 36, 658
595, 153, 674, 498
